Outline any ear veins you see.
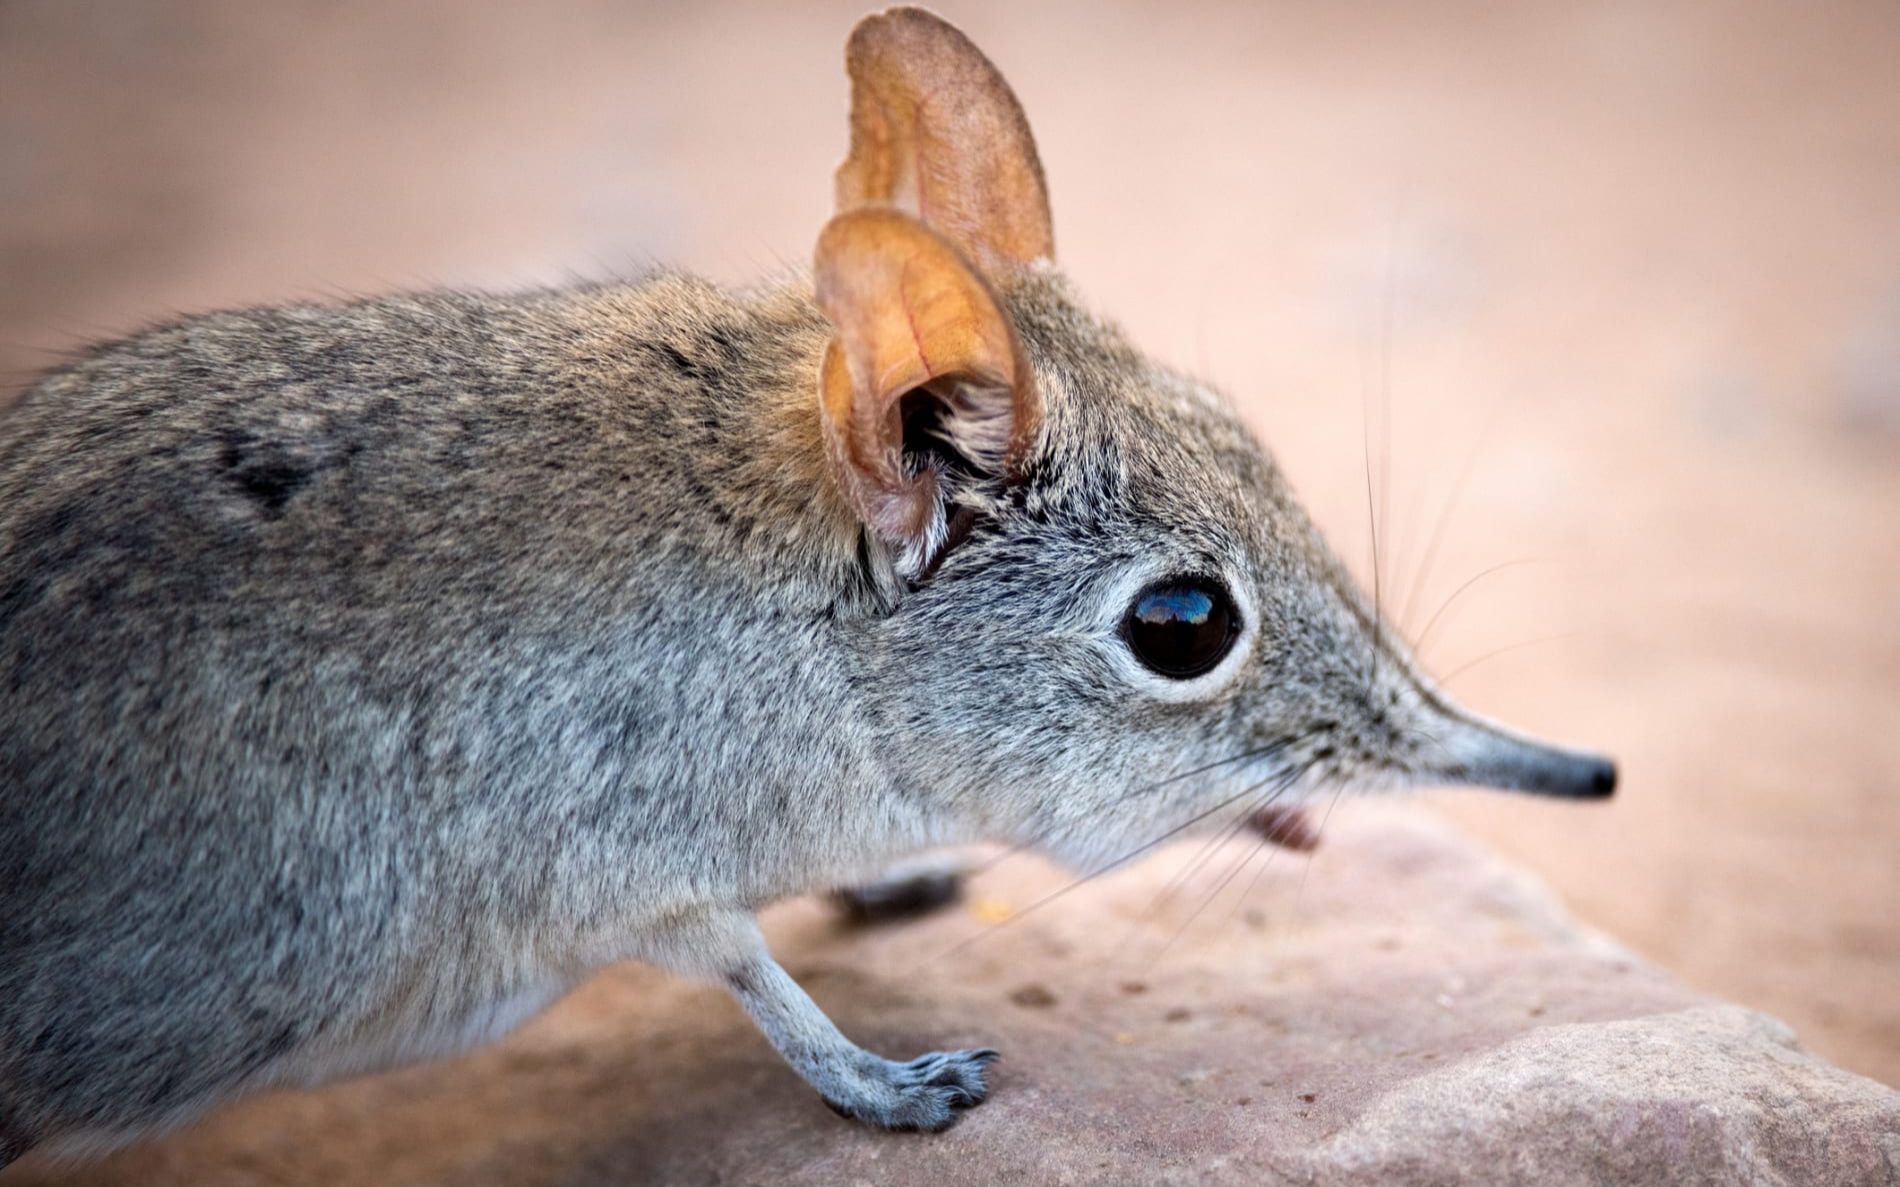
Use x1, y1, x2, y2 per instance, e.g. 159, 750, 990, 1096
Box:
897, 255, 934, 376
838, 6, 1054, 270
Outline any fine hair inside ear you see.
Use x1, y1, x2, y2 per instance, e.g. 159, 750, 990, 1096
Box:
901, 377, 1013, 482
897, 384, 996, 581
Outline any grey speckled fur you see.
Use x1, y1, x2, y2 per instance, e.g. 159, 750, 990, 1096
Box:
0, 18, 1613, 1164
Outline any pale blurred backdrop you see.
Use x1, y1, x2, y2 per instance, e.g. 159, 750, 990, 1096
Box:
3, 1, 1896, 1086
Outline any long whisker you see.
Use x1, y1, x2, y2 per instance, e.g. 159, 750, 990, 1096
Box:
961, 734, 1308, 879
1407, 557, 1542, 660
1359, 213, 1401, 704
924, 754, 1315, 967
1226, 761, 1323, 924
1228, 825, 1293, 926
1378, 216, 1396, 644
1432, 630, 1585, 689
1363, 353, 1386, 702
1396, 724, 1457, 776
1143, 778, 1276, 912
1289, 775, 1352, 925
1222, 831, 1282, 926
1150, 767, 1306, 961
1393, 398, 1503, 635
1106, 771, 1295, 963
1114, 736, 1302, 807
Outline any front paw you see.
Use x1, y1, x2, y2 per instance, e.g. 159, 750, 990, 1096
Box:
821, 1048, 999, 1132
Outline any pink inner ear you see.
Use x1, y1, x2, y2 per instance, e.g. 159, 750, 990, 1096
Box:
819, 338, 937, 549
813, 208, 1037, 565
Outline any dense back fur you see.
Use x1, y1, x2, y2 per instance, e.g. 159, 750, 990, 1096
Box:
1, 275, 891, 1149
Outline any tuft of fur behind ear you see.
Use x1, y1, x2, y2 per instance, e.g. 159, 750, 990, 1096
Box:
837, 6, 1054, 272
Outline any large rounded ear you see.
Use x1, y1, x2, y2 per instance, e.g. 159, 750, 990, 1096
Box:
815, 207, 1040, 577
837, 6, 1054, 272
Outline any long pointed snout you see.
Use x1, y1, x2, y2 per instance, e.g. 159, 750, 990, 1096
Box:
1425, 708, 1617, 800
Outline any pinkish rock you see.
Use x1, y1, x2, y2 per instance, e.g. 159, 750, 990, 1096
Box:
9, 808, 1896, 1186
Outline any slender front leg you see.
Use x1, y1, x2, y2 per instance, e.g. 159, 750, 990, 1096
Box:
649, 908, 996, 1132
727, 955, 997, 1132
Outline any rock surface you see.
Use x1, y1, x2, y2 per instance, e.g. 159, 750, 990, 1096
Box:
9, 809, 1897, 1186
4, 0, 1899, 1092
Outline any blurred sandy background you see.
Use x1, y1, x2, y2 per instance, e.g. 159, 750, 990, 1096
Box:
2, 0, 1895, 1089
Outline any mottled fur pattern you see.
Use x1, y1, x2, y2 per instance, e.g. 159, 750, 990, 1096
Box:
0, 13, 1613, 1162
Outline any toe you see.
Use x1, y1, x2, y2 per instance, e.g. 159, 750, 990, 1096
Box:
821, 1047, 1000, 1131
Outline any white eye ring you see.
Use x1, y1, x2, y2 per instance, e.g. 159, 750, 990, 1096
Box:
1094, 563, 1257, 703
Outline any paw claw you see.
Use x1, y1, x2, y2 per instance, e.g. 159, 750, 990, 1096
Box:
819, 1046, 999, 1132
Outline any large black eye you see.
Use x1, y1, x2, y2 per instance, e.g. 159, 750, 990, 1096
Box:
1122, 578, 1241, 679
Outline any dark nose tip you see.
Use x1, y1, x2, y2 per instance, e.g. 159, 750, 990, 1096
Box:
1456, 733, 1620, 800
1532, 750, 1617, 799
1419, 707, 1619, 802
1584, 757, 1617, 798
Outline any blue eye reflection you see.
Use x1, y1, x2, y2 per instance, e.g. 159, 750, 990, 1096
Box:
1134, 587, 1213, 627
